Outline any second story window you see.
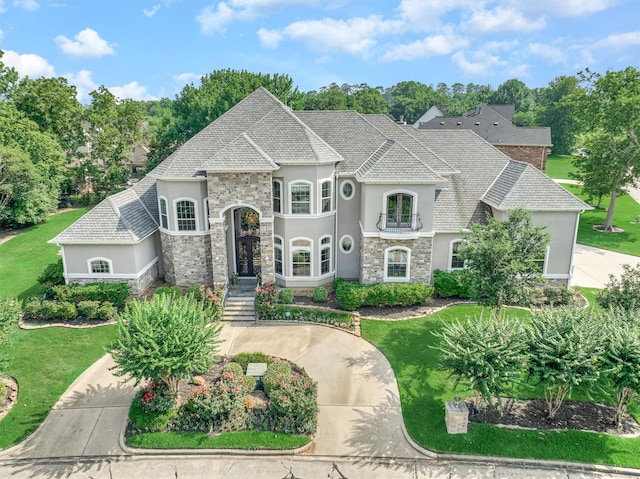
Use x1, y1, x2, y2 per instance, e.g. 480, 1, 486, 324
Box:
273, 180, 282, 213
159, 198, 168, 229
176, 200, 196, 231
321, 180, 332, 213
291, 182, 311, 214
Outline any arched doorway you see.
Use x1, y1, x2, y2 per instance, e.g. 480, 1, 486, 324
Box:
234, 207, 261, 277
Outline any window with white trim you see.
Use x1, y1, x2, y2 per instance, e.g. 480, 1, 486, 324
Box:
274, 236, 283, 275
341, 180, 354, 200
385, 248, 409, 279
273, 179, 282, 213
159, 198, 168, 229
320, 236, 331, 274
291, 238, 311, 276
321, 180, 332, 213
450, 240, 465, 270
176, 200, 196, 231
340, 235, 354, 254
290, 182, 311, 214
90, 259, 111, 274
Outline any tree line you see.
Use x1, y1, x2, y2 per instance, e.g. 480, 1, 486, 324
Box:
0, 48, 637, 232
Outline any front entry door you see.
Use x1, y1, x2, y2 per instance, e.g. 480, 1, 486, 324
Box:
234, 208, 261, 277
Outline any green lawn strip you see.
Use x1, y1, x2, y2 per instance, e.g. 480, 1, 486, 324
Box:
545, 154, 578, 180
127, 430, 310, 450
361, 304, 640, 468
574, 287, 602, 310
562, 184, 640, 257
0, 325, 117, 448
0, 208, 90, 300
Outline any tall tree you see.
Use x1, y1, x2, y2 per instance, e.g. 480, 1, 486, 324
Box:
491, 79, 535, 116
459, 208, 550, 310
349, 86, 388, 114
386, 81, 448, 123
573, 67, 640, 231
0, 51, 19, 99
536, 76, 580, 155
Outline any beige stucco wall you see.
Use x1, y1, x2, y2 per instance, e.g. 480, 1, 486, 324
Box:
336, 177, 360, 280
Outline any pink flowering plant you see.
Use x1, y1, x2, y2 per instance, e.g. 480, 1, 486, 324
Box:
186, 284, 224, 319
266, 372, 318, 435
255, 280, 279, 319
139, 381, 177, 414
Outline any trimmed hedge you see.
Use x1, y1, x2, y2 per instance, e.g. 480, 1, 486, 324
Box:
233, 352, 271, 372
269, 306, 354, 330
52, 283, 130, 307
432, 269, 474, 298
334, 278, 434, 311
262, 360, 292, 396
278, 288, 294, 305
23, 299, 77, 321
312, 287, 328, 303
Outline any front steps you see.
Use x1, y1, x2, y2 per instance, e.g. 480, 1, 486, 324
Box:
222, 278, 257, 321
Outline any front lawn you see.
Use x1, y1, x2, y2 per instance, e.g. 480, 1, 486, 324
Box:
361, 304, 640, 468
127, 430, 310, 450
0, 208, 89, 300
545, 154, 577, 180
0, 325, 117, 448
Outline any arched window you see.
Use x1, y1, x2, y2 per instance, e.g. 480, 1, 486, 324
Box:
321, 180, 332, 213
274, 236, 283, 275
88, 258, 112, 274
385, 192, 415, 228
159, 197, 168, 229
320, 236, 331, 274
291, 238, 311, 276
290, 181, 311, 214
176, 199, 197, 231
450, 240, 465, 270
384, 247, 410, 281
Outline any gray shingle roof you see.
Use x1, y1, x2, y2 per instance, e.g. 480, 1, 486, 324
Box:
50, 187, 158, 244
202, 133, 279, 172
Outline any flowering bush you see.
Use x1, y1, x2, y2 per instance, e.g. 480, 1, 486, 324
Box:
255, 280, 279, 319
186, 284, 224, 319
139, 381, 176, 414
267, 372, 318, 435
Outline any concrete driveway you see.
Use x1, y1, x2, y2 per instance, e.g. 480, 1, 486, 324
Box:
571, 244, 640, 288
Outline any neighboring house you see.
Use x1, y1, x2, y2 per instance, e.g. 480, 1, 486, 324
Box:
412, 105, 446, 128
416, 104, 552, 171
50, 88, 589, 294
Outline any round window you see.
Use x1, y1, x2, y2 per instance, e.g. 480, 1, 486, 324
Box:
340, 235, 354, 254
341, 181, 354, 200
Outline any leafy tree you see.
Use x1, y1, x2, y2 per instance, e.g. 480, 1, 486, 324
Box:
386, 81, 448, 123
436, 312, 527, 407
0, 50, 19, 99
527, 307, 602, 419
597, 264, 640, 312
349, 86, 388, 114
602, 310, 640, 427
536, 76, 580, 155
110, 294, 222, 395
573, 67, 640, 231
459, 208, 550, 310
303, 85, 348, 110
490, 78, 535, 115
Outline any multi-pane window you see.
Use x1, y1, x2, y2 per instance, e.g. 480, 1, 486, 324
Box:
341, 181, 354, 200
90, 259, 110, 274
340, 235, 354, 254
386, 248, 408, 278
159, 198, 168, 229
320, 236, 331, 274
291, 239, 311, 276
274, 237, 283, 275
291, 182, 311, 214
272, 180, 282, 213
386, 193, 413, 228
321, 180, 332, 213
450, 241, 465, 269
176, 200, 196, 231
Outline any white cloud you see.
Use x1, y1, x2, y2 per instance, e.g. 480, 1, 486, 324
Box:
2, 50, 55, 77
381, 31, 468, 61
396, 0, 476, 32
484, 40, 520, 51
257, 28, 283, 49
528, 42, 565, 63
64, 69, 98, 102
452, 50, 505, 76
0, 1, 6, 13
109, 82, 158, 101
507, 64, 530, 78
12, 0, 39, 11
172, 72, 201, 85
55, 28, 116, 58
143, 4, 161, 17
512, 0, 624, 17
464, 6, 546, 34
594, 30, 640, 49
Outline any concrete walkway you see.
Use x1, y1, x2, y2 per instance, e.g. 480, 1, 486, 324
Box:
572, 244, 640, 288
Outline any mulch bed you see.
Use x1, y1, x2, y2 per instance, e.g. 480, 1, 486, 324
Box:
469, 397, 640, 437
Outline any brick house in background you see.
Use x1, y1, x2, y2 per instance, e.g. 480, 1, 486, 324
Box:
50, 88, 586, 294
416, 104, 552, 171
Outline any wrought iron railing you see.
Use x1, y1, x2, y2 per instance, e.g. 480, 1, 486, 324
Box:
376, 213, 423, 233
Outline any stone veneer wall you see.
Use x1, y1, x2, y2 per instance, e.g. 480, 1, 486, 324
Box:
70, 263, 158, 294
495, 145, 548, 171
359, 236, 433, 284
161, 232, 213, 286
207, 172, 274, 284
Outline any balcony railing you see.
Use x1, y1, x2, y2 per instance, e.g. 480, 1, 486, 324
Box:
376, 213, 423, 233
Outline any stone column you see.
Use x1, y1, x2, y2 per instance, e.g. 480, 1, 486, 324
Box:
260, 220, 274, 283
209, 221, 228, 286
445, 400, 469, 434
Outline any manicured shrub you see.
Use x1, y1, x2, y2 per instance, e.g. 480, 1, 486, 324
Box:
271, 306, 354, 330
255, 281, 279, 319
187, 284, 224, 319
335, 280, 433, 311
96, 303, 117, 320
542, 286, 575, 306
22, 299, 77, 321
278, 288, 294, 305
597, 264, 640, 312
433, 269, 473, 298
221, 362, 244, 377
154, 285, 183, 297
266, 372, 318, 435
139, 381, 177, 414
335, 281, 367, 311
312, 286, 328, 303
233, 352, 271, 372
52, 283, 130, 307
129, 388, 177, 433
37, 258, 64, 287
77, 300, 101, 319
262, 360, 292, 395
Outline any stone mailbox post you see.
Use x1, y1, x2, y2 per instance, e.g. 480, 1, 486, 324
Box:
445, 398, 469, 434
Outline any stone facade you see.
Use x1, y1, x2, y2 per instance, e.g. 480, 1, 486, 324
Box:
208, 222, 228, 285
160, 232, 213, 286
495, 145, 548, 171
445, 401, 469, 434
70, 263, 158, 294
359, 236, 433, 284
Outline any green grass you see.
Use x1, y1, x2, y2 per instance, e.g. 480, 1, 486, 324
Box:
563, 185, 640, 257
575, 287, 602, 310
361, 304, 640, 468
127, 430, 310, 450
0, 325, 117, 448
0, 208, 89, 300
545, 154, 578, 180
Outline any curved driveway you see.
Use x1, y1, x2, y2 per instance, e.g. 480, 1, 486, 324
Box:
1, 321, 421, 461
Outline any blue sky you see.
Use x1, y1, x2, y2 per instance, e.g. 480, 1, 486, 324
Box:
1, 0, 638, 103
